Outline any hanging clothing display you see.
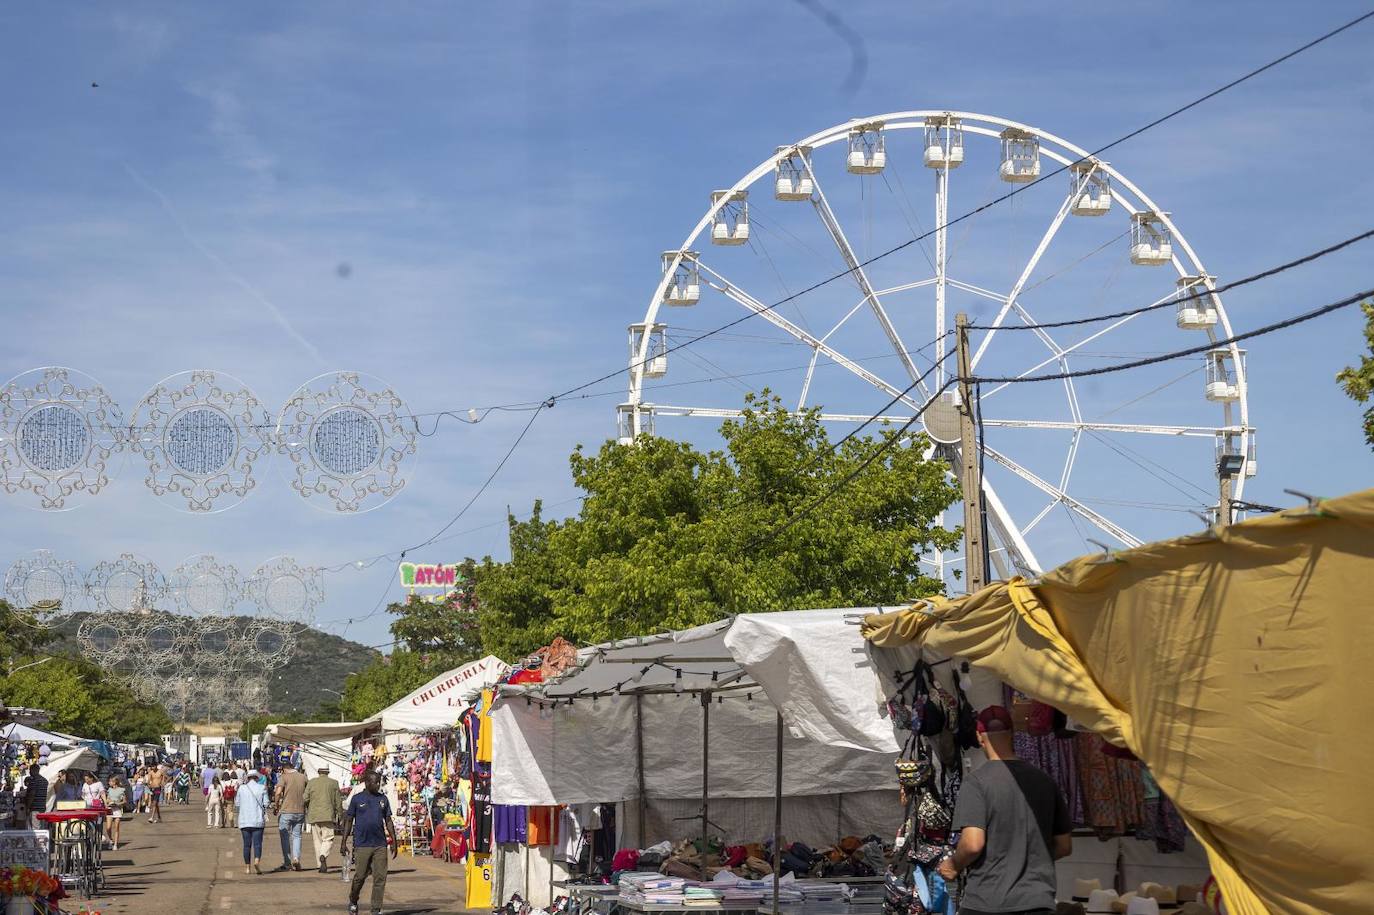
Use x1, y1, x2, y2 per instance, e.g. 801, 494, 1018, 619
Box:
470, 772, 493, 854
862, 487, 1374, 915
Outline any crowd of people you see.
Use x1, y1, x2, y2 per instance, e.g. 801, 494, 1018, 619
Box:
6, 752, 397, 915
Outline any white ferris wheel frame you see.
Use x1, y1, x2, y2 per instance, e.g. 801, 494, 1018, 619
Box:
626, 109, 1253, 577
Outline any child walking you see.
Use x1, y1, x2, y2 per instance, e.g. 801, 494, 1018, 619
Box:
206, 776, 223, 829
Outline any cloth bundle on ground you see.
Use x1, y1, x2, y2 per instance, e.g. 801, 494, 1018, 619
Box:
863, 487, 1374, 915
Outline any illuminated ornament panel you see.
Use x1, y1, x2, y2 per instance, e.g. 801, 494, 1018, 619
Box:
0, 367, 125, 510
131, 370, 273, 513
275, 371, 418, 513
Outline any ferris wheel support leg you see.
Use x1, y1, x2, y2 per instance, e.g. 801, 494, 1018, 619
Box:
980, 475, 1042, 577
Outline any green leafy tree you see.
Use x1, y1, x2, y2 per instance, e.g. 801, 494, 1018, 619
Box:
387, 564, 482, 654
1337, 301, 1374, 448
476, 393, 961, 658
0, 656, 172, 743
0, 600, 59, 668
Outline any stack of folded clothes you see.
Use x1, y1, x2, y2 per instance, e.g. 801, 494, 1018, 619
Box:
792, 881, 855, 903
620, 873, 689, 905
683, 887, 724, 907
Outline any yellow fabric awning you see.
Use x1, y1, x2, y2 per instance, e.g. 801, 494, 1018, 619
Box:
863, 488, 1374, 915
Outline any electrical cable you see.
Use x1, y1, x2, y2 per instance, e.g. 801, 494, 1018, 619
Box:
747, 284, 1373, 551
971, 286, 1374, 386
967, 227, 1374, 331
547, 9, 1374, 403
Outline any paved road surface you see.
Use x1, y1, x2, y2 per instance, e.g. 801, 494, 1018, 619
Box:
82, 798, 474, 913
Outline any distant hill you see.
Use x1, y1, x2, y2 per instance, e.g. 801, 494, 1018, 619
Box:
51, 613, 380, 718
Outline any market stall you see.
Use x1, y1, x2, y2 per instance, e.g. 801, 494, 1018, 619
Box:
262, 721, 372, 784
491, 609, 913, 910
359, 656, 510, 859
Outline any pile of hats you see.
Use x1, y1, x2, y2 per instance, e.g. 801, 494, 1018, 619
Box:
1062, 878, 1212, 915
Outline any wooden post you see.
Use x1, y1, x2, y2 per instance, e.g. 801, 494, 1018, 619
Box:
955, 313, 988, 592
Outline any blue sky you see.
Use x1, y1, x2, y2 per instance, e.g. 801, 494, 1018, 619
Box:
1, 2, 1370, 660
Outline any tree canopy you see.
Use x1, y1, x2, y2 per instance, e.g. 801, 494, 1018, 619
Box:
475, 393, 961, 659
0, 600, 173, 743
1337, 301, 1374, 449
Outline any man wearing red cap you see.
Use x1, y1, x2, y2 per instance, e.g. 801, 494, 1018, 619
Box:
938, 705, 1072, 914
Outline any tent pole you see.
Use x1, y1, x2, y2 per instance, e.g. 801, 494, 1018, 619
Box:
635, 693, 647, 846
701, 690, 711, 847
772, 711, 783, 915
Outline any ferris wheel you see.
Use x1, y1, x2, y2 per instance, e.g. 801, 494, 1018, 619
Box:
622, 110, 1254, 585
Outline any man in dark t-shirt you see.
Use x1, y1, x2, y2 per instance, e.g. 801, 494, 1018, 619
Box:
939, 705, 1072, 915
341, 770, 396, 915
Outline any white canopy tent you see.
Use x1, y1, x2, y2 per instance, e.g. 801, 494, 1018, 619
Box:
41, 746, 101, 782
366, 655, 509, 735
492, 608, 945, 851
262, 721, 372, 784
1, 723, 76, 749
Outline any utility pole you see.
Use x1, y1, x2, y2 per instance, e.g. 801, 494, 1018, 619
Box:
955, 313, 988, 593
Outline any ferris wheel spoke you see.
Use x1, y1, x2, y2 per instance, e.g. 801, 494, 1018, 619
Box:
798, 348, 821, 409
650, 405, 916, 424
801, 156, 927, 387
983, 444, 1142, 548
969, 194, 1075, 370
980, 419, 1241, 437
696, 261, 927, 407
980, 295, 1169, 401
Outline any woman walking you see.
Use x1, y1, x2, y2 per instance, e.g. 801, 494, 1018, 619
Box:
222, 770, 238, 828
236, 771, 270, 875
131, 770, 146, 815
206, 776, 223, 829
106, 776, 127, 851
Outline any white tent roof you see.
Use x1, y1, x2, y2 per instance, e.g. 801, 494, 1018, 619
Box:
1, 722, 75, 748
492, 608, 913, 806
367, 655, 509, 734
41, 746, 101, 781
264, 721, 372, 743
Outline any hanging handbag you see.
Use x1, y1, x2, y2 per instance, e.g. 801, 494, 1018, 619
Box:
950, 669, 980, 751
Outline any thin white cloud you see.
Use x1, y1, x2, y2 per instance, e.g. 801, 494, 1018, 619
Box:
122, 164, 327, 366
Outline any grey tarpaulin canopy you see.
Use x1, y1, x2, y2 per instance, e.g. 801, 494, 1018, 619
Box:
492, 608, 922, 852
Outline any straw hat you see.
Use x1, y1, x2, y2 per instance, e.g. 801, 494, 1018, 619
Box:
1126, 897, 1162, 915
1073, 878, 1103, 900
1176, 885, 1202, 904
1086, 889, 1120, 913
1139, 883, 1178, 907
1110, 893, 1137, 914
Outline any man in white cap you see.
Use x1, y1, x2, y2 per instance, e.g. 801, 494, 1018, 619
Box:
303, 764, 344, 873
938, 705, 1073, 914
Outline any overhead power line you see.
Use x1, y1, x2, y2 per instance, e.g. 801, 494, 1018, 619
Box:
748, 285, 1373, 550
967, 228, 1374, 332
547, 8, 1374, 403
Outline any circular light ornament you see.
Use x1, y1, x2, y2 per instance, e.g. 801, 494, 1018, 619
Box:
247, 618, 296, 669
0, 366, 125, 510
131, 370, 273, 513
85, 553, 167, 613
77, 616, 133, 666
247, 555, 323, 625
138, 615, 192, 670
4, 550, 83, 622
275, 371, 418, 513
169, 554, 243, 617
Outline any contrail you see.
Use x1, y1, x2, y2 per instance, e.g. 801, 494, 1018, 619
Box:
123, 164, 328, 366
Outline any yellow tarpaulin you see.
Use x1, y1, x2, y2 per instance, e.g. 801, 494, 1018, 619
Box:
863, 488, 1374, 915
